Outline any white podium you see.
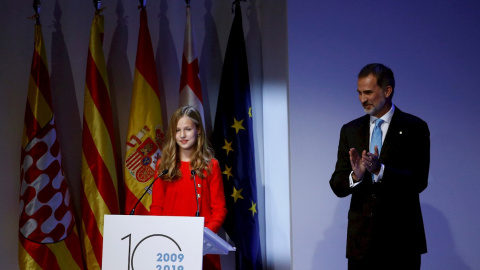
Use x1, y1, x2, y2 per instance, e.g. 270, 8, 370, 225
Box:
102, 215, 234, 270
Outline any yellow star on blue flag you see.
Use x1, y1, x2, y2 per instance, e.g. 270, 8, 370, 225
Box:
231, 118, 245, 134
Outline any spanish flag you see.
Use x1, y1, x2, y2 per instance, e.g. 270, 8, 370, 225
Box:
124, 5, 165, 215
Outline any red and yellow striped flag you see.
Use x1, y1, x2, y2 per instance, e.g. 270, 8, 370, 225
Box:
19, 24, 84, 270
124, 6, 164, 215
80, 14, 121, 269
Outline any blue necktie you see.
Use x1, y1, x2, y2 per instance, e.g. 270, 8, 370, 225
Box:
370, 119, 384, 181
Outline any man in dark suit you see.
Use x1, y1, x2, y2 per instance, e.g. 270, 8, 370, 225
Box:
330, 63, 430, 270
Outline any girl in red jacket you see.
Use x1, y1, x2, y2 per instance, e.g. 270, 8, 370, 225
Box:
150, 105, 227, 270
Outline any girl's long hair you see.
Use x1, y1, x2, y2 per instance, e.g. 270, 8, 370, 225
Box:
158, 106, 214, 181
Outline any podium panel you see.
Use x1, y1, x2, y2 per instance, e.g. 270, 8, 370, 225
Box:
103, 215, 204, 270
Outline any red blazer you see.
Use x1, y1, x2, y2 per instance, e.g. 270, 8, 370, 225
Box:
150, 159, 227, 233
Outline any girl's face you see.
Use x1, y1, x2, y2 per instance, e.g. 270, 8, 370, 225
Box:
175, 116, 199, 155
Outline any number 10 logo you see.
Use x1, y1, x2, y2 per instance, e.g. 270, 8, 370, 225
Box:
121, 234, 185, 270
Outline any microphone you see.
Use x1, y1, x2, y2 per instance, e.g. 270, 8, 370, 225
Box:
129, 169, 168, 215
191, 170, 200, 217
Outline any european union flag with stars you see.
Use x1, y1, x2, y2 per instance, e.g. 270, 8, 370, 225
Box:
212, 2, 263, 270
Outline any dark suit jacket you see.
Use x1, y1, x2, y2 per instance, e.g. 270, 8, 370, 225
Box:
329, 107, 430, 260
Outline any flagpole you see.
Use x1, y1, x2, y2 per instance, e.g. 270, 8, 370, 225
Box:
32, 0, 41, 25
231, 0, 246, 14
93, 0, 106, 15
93, 0, 101, 10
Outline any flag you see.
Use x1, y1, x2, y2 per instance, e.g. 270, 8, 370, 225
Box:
19, 23, 84, 270
124, 6, 164, 215
212, 3, 263, 269
178, 4, 204, 120
80, 14, 120, 269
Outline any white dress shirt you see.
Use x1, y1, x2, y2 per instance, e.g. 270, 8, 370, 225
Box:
349, 104, 395, 187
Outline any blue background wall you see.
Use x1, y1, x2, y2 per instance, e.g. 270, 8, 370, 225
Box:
289, 1, 480, 269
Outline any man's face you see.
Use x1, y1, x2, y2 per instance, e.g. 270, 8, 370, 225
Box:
357, 74, 391, 117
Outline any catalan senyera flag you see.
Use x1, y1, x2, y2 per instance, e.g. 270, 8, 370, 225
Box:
212, 3, 263, 269
80, 14, 120, 269
124, 6, 164, 215
19, 24, 84, 270
178, 4, 204, 120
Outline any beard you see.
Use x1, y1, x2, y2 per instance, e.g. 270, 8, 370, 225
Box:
363, 95, 386, 116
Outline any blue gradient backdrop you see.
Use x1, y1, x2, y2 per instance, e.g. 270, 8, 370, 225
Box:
289, 1, 480, 269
